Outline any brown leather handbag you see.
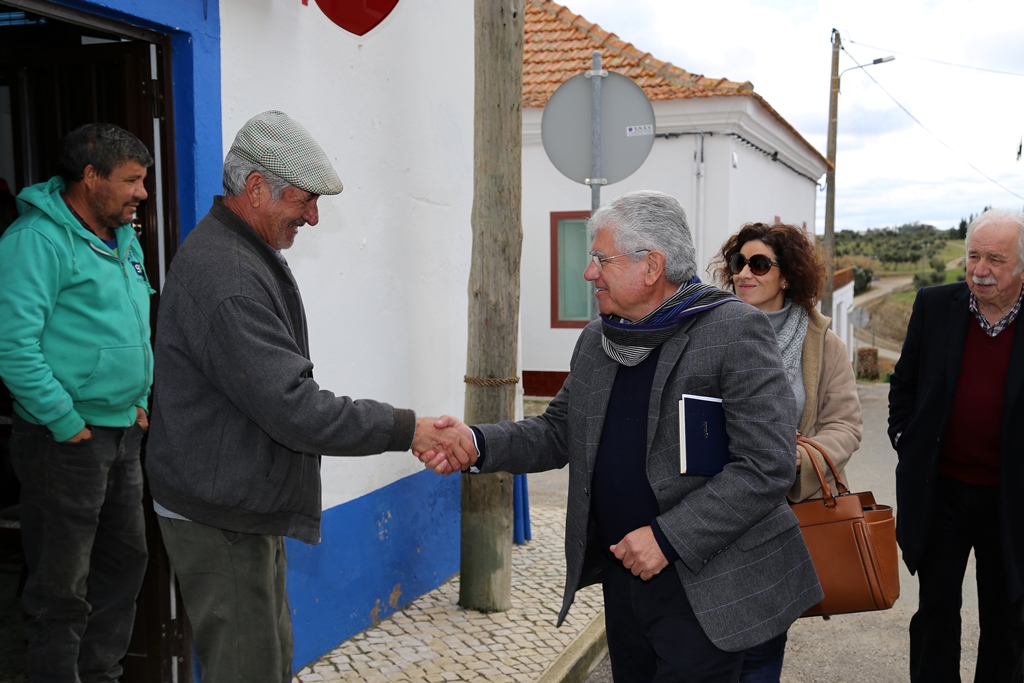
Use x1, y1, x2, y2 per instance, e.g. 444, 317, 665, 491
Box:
792, 435, 900, 617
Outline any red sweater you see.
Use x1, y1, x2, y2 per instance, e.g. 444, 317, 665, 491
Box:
939, 316, 1018, 486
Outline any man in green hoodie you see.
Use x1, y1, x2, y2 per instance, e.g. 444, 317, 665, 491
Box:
0, 123, 154, 683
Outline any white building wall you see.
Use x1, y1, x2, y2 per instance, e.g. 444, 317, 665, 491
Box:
521, 94, 827, 375
220, 0, 474, 507
832, 281, 856, 362
725, 139, 819, 235
216, 1, 474, 667
700, 134, 735, 278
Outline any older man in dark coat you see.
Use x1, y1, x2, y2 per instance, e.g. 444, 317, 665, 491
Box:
889, 208, 1024, 682
423, 191, 822, 683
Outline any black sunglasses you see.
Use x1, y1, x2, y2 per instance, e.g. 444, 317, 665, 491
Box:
729, 252, 780, 276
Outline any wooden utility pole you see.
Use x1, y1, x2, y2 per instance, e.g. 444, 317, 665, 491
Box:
459, 0, 525, 613
821, 28, 841, 322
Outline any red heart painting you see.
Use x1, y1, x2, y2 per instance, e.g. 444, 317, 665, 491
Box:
314, 0, 401, 36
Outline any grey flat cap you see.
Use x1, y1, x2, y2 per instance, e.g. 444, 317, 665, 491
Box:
229, 110, 343, 196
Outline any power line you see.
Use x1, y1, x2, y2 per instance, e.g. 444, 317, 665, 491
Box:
842, 45, 1024, 203
847, 39, 1024, 77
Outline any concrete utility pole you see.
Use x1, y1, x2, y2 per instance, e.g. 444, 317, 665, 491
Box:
459, 0, 525, 613
822, 31, 892, 322
821, 28, 841, 323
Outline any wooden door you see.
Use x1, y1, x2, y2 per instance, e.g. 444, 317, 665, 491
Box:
0, 10, 188, 682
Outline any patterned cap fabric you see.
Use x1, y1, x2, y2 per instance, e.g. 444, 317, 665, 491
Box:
229, 110, 343, 196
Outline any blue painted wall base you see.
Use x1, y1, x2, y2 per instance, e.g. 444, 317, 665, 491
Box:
286, 470, 461, 671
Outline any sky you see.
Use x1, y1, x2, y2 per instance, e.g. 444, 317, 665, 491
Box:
562, 0, 1024, 234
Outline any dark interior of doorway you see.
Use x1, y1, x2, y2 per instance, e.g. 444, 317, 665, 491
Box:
0, 5, 185, 682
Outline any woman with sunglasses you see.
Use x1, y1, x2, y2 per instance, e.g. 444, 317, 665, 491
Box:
713, 222, 863, 683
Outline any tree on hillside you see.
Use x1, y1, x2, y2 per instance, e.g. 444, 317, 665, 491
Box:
835, 223, 952, 270
959, 207, 993, 238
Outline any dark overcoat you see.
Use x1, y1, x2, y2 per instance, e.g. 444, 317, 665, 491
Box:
888, 281, 1024, 601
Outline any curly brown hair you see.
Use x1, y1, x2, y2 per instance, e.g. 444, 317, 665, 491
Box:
711, 222, 826, 312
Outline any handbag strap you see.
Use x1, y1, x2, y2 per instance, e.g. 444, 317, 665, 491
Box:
796, 434, 850, 505
797, 434, 850, 494
797, 435, 835, 506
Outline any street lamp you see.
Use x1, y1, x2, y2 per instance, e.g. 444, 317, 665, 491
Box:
821, 29, 894, 322
840, 55, 896, 80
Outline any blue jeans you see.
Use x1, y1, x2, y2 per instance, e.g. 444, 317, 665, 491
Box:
10, 415, 148, 683
739, 631, 787, 683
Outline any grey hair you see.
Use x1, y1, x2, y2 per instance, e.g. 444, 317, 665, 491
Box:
222, 151, 291, 199
964, 208, 1024, 275
587, 190, 696, 284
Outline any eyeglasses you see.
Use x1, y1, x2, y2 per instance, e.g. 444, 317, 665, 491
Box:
590, 249, 650, 272
729, 252, 780, 276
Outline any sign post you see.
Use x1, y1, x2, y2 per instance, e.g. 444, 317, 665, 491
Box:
587, 51, 606, 214
541, 56, 655, 318
851, 306, 870, 357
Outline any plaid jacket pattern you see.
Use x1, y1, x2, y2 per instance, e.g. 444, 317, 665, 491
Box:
477, 300, 823, 651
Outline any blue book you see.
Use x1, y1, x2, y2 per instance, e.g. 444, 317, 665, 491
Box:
679, 394, 730, 476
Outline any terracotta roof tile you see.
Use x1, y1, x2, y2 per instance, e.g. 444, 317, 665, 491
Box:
834, 266, 855, 290
524, 0, 754, 108
525, 0, 828, 169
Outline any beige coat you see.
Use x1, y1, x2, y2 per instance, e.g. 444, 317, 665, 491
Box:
788, 307, 863, 502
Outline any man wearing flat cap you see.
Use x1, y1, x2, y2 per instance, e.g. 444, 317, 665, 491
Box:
145, 111, 472, 682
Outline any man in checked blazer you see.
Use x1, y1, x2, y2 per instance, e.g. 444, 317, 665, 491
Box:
422, 191, 822, 682
889, 209, 1024, 682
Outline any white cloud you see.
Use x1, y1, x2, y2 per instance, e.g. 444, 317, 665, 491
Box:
562, 0, 1024, 232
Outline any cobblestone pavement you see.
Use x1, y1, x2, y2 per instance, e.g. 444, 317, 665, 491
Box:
293, 505, 603, 683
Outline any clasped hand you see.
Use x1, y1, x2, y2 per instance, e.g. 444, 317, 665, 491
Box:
414, 419, 668, 580
412, 415, 477, 475
611, 526, 669, 581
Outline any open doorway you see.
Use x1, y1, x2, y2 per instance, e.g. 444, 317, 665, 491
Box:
0, 3, 187, 681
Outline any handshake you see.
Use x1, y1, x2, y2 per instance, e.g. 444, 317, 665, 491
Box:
413, 416, 477, 475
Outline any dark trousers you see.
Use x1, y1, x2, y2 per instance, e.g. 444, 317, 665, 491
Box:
10, 415, 148, 683
910, 476, 1024, 683
158, 517, 293, 683
739, 631, 787, 683
601, 555, 744, 683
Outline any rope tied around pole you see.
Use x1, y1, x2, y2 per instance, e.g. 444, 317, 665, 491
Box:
464, 375, 520, 387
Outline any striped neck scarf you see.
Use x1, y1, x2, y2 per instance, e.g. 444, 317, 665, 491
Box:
600, 277, 737, 366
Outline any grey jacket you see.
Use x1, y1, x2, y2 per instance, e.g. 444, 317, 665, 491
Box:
477, 301, 823, 651
146, 199, 415, 544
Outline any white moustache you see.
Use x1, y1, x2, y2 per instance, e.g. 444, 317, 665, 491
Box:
972, 275, 998, 286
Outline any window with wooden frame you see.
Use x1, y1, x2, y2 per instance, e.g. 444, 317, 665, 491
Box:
550, 211, 592, 328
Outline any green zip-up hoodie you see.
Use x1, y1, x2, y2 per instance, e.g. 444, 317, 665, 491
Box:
0, 176, 154, 441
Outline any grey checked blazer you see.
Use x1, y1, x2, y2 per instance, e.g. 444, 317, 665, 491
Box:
476, 300, 823, 651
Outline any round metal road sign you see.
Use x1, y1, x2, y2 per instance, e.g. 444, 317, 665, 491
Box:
851, 307, 870, 328
541, 71, 655, 186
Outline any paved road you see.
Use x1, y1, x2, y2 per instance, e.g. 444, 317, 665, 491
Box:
852, 276, 911, 363
854, 247, 963, 311
569, 383, 983, 683
853, 327, 902, 360
854, 275, 913, 308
